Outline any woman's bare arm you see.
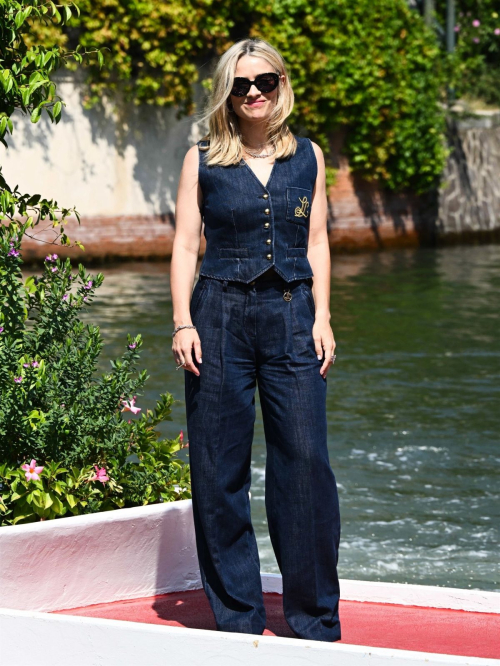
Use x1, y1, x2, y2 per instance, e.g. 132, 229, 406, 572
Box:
170, 144, 204, 375
308, 141, 336, 377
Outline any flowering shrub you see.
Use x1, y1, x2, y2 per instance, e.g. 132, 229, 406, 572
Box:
0, 221, 191, 526
437, 0, 500, 106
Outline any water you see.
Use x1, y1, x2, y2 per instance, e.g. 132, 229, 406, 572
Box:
27, 244, 500, 591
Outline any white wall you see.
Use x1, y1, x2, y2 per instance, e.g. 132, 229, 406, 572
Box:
3, 70, 205, 217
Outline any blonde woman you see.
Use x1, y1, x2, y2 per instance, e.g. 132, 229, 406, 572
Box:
170, 38, 341, 642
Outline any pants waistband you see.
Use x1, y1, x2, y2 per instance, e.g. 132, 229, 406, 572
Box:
199, 272, 312, 290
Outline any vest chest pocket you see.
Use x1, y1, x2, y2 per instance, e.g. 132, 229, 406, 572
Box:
286, 187, 312, 226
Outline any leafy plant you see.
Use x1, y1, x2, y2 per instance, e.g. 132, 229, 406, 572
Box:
0, 221, 191, 526
435, 0, 500, 107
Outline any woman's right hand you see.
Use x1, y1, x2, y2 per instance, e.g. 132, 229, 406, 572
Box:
172, 327, 202, 376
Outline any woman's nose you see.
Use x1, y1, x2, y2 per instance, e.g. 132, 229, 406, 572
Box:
248, 84, 261, 96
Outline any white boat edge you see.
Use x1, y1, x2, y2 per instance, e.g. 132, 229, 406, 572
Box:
1, 607, 499, 666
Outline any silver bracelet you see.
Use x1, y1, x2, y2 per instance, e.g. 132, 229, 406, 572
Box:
172, 324, 197, 338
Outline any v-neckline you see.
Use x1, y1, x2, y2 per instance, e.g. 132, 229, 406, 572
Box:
241, 158, 277, 191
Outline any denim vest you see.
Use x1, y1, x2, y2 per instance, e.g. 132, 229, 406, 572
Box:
197, 135, 317, 283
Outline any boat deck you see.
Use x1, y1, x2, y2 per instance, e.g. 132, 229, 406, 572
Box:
53, 588, 500, 660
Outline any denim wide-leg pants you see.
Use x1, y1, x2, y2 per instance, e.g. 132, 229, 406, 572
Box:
184, 273, 341, 642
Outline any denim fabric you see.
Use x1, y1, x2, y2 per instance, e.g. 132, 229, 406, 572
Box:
197, 136, 317, 283
185, 273, 341, 641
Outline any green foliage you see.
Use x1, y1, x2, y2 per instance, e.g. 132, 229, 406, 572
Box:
0, 436, 191, 525
28, 0, 450, 193
436, 0, 500, 106
253, 0, 450, 192
0, 221, 191, 526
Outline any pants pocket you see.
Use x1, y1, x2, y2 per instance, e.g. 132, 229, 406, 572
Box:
300, 282, 316, 319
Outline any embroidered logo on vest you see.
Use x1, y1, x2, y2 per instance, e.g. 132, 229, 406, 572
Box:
294, 196, 310, 218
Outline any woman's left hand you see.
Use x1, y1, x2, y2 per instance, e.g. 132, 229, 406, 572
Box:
313, 316, 336, 378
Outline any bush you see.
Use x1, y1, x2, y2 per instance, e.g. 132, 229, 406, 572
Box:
436, 0, 500, 107
0, 220, 191, 526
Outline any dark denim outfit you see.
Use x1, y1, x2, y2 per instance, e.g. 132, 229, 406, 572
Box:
184, 136, 341, 642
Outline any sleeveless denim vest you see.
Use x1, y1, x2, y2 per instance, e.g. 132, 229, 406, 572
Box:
197, 135, 317, 283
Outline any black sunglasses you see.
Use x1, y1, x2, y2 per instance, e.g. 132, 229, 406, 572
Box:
230, 72, 280, 97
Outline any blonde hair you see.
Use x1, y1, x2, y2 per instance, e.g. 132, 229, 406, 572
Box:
198, 38, 297, 166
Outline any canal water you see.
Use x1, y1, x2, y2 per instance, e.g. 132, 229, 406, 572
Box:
73, 244, 499, 592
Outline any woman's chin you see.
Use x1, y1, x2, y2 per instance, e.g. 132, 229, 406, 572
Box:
239, 108, 273, 123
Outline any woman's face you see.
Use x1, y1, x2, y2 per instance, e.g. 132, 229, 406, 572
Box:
229, 55, 285, 126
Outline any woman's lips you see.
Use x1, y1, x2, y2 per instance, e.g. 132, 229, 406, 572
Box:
245, 99, 266, 107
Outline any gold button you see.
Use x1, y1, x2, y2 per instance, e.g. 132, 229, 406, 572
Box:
266, 238, 271, 245
266, 253, 272, 260
264, 208, 270, 215
263, 193, 269, 199
264, 222, 270, 228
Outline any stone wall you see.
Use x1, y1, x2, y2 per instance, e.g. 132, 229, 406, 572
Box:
437, 113, 500, 241
2, 74, 498, 261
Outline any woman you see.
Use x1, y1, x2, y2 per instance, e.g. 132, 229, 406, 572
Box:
170, 38, 341, 642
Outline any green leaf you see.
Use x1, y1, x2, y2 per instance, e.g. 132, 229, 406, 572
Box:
53, 101, 62, 122
30, 106, 42, 124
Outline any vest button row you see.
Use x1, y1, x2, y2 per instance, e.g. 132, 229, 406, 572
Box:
266, 238, 271, 245
267, 253, 272, 260
264, 209, 270, 215
263, 193, 269, 199
264, 222, 270, 228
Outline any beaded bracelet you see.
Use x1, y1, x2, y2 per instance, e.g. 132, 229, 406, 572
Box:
172, 324, 197, 338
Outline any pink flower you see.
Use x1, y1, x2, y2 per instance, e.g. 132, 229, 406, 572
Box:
83, 280, 93, 290
14, 376, 22, 383
495, 28, 500, 35
472, 19, 480, 27
51, 266, 58, 273
7, 246, 20, 258
31, 361, 39, 367
23, 363, 30, 368
62, 294, 69, 301
128, 342, 137, 349
121, 396, 142, 415
454, 25, 460, 32
473, 37, 480, 42
0, 326, 4, 333
90, 465, 109, 484
21, 459, 44, 482
83, 296, 88, 302
45, 253, 58, 262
